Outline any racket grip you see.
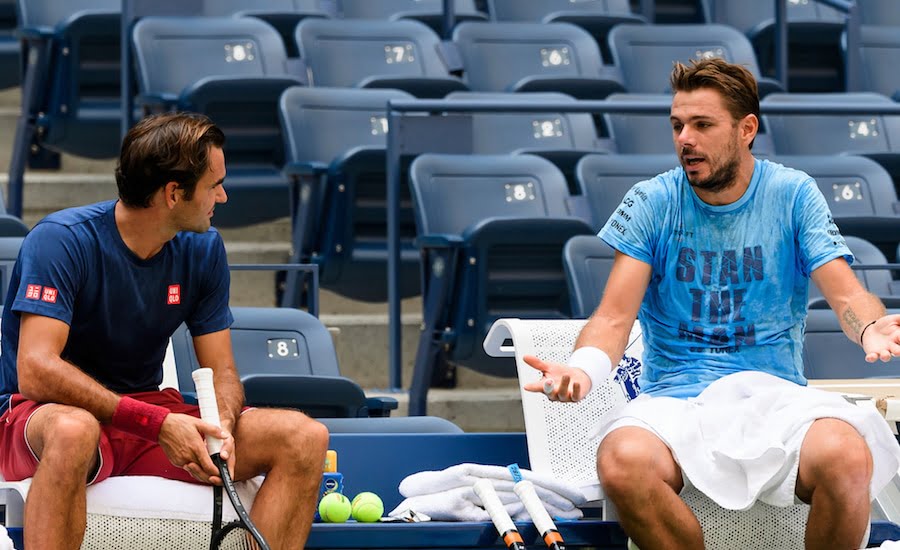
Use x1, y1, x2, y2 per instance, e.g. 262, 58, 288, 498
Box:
514, 480, 566, 550
474, 479, 526, 550
191, 368, 223, 455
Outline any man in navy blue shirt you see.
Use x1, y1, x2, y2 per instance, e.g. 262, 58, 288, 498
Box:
0, 112, 329, 549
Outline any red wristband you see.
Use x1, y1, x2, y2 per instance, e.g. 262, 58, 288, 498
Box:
111, 397, 170, 442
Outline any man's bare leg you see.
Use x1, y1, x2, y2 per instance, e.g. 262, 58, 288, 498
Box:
232, 408, 329, 550
24, 405, 101, 550
598, 426, 703, 550
797, 418, 872, 550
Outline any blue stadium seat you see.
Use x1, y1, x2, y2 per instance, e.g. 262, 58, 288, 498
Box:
575, 153, 678, 230
563, 234, 617, 318
202, 0, 334, 57
487, 0, 646, 63
700, 0, 846, 92
852, 26, 900, 102
132, 16, 304, 228
407, 153, 594, 415
804, 307, 900, 379
0, 0, 19, 89
278, 86, 421, 303
338, 0, 487, 35
608, 23, 784, 96
452, 21, 625, 99
445, 91, 613, 192
778, 155, 900, 262
172, 306, 399, 418
857, 0, 900, 26
294, 18, 468, 98
762, 92, 900, 188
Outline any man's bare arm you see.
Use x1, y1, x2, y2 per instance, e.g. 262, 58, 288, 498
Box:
811, 258, 885, 344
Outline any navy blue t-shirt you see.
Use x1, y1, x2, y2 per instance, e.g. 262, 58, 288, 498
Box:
0, 200, 233, 403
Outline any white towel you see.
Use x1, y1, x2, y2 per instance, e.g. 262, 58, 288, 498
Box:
594, 371, 900, 511
388, 486, 584, 522
399, 463, 587, 506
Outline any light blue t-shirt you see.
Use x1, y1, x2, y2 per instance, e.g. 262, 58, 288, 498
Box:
598, 158, 851, 399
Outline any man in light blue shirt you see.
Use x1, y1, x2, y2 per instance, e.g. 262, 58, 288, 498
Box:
524, 58, 900, 549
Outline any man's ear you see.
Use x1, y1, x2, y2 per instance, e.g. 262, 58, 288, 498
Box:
164, 181, 181, 209
741, 113, 759, 146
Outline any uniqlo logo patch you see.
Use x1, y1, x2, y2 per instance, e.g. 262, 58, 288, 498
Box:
167, 284, 181, 305
41, 287, 58, 303
25, 284, 42, 300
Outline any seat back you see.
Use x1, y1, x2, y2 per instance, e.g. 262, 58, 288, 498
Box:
489, 0, 636, 21
483, 317, 809, 548
700, 0, 844, 34
279, 86, 421, 301
338, 0, 487, 33
575, 153, 678, 230
608, 23, 765, 94
804, 308, 900, 378
294, 18, 467, 97
0, 0, 18, 89
563, 234, 617, 318
763, 93, 900, 157
16, 0, 123, 158
857, 0, 900, 26
807, 236, 894, 308
452, 21, 624, 98
172, 306, 375, 418
854, 26, 900, 101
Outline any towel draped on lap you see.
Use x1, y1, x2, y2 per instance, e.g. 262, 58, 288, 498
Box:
391, 463, 587, 521
595, 371, 900, 511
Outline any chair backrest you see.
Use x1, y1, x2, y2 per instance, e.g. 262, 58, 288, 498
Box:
483, 317, 810, 547
15, 0, 119, 29
294, 18, 466, 97
608, 23, 764, 94
202, 0, 333, 56
804, 308, 900, 378
563, 234, 617, 318
854, 26, 900, 101
857, 0, 900, 26
575, 153, 679, 230
452, 21, 623, 98
338, 0, 484, 21
489, 0, 637, 21
807, 236, 893, 308
172, 306, 377, 418
0, 236, 24, 307
762, 92, 900, 156
699, 0, 844, 35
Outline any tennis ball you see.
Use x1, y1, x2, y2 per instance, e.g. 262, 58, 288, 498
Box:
318, 492, 352, 523
351, 492, 384, 523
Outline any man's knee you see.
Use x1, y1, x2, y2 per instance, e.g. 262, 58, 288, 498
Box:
32, 407, 101, 463
597, 427, 682, 498
801, 420, 872, 493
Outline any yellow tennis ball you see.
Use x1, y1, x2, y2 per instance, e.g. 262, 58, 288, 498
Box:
318, 492, 352, 523
351, 492, 384, 523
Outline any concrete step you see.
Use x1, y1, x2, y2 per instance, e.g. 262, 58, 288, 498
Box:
365, 387, 525, 433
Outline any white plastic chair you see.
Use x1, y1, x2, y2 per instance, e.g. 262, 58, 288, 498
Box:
484, 318, 813, 550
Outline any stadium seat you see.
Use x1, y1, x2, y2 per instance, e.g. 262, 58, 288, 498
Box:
778, 155, 900, 262
131, 16, 304, 227
486, 0, 646, 64
807, 235, 899, 309
294, 18, 468, 98
805, 307, 900, 379
337, 0, 487, 35
700, 0, 847, 92
0, 0, 18, 89
172, 306, 399, 418
575, 153, 679, 230
202, 0, 334, 57
852, 25, 900, 101
278, 86, 421, 303
452, 21, 625, 99
762, 92, 900, 189
857, 0, 900, 26
563, 234, 617, 318
607, 23, 784, 97
407, 153, 594, 415
444, 91, 613, 192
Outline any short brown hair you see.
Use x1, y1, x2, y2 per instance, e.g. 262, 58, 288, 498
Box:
670, 58, 760, 126
115, 112, 225, 208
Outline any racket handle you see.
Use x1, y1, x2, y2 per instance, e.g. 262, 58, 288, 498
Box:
514, 480, 566, 550
191, 368, 223, 455
474, 479, 526, 550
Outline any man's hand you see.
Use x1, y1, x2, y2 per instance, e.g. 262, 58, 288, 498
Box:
157, 412, 235, 485
863, 314, 900, 363
522, 355, 592, 402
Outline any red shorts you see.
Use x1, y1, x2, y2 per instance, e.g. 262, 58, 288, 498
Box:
0, 388, 203, 485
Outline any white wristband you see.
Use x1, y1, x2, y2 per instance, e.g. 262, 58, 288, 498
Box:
567, 346, 613, 396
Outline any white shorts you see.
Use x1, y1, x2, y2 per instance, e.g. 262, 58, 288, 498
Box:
594, 371, 900, 510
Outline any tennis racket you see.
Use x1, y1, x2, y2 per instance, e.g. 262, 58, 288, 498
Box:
514, 480, 566, 550
473, 479, 527, 550
193, 368, 271, 550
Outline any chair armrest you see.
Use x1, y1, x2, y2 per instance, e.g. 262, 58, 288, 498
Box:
365, 397, 399, 417
240, 373, 369, 418
284, 161, 329, 177
414, 234, 465, 248
358, 76, 470, 99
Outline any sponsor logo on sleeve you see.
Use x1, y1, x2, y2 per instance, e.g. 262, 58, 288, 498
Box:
25, 284, 42, 300
41, 287, 58, 303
